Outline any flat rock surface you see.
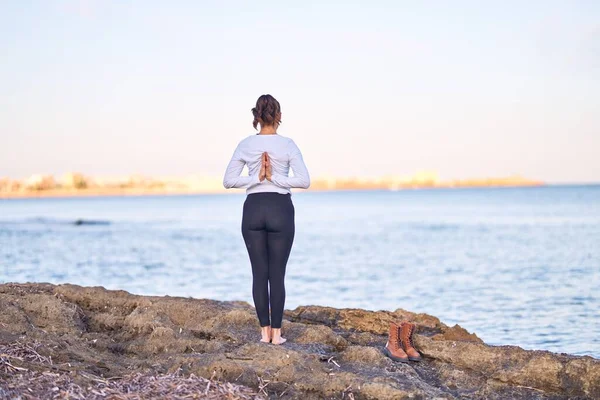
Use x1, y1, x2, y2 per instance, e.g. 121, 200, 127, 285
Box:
0, 283, 598, 399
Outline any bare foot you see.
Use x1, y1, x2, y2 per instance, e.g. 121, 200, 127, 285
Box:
260, 326, 271, 343
271, 328, 286, 345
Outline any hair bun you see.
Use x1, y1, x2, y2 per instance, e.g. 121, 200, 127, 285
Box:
252, 94, 282, 130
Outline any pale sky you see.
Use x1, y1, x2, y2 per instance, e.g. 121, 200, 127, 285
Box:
1, 1, 598, 183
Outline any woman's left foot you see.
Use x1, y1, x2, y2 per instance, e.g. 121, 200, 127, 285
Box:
260, 326, 272, 343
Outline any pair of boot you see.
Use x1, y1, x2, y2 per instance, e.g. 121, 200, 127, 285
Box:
383, 321, 421, 363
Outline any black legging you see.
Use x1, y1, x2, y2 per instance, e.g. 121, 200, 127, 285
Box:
241, 192, 295, 329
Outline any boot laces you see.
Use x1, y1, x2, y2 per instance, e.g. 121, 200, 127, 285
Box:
395, 325, 404, 347
400, 324, 414, 348
390, 325, 402, 348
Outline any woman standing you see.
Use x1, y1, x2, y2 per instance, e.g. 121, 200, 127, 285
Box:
223, 94, 310, 344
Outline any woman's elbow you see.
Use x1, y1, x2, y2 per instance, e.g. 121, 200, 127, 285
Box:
300, 176, 311, 189
223, 177, 233, 189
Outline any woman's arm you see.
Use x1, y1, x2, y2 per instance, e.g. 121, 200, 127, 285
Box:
270, 139, 311, 189
223, 144, 261, 189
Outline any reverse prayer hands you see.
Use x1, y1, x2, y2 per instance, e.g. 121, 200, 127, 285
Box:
259, 152, 272, 182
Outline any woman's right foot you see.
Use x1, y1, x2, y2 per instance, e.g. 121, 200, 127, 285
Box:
271, 328, 286, 345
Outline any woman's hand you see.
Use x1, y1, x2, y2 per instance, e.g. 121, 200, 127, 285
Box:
259, 152, 267, 182
264, 153, 272, 181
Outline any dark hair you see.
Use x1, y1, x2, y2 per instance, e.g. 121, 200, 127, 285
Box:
251, 94, 282, 130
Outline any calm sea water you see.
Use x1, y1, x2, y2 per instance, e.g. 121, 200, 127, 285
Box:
1, 186, 599, 357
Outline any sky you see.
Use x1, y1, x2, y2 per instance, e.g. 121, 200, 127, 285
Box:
1, 0, 598, 183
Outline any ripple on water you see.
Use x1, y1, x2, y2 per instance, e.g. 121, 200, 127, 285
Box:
1, 187, 599, 357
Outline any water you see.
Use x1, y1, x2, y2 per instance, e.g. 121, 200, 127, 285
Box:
1, 186, 599, 358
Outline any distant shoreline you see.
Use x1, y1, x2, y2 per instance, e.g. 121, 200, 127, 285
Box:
0, 181, 552, 200
1, 172, 550, 199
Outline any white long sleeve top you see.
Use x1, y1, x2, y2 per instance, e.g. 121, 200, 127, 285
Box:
223, 133, 310, 195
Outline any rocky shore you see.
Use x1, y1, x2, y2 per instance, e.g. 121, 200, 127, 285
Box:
0, 283, 598, 399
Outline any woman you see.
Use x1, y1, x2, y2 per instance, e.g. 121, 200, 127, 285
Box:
223, 94, 310, 345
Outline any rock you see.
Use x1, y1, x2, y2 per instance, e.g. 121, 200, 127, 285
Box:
0, 282, 598, 399
432, 323, 483, 343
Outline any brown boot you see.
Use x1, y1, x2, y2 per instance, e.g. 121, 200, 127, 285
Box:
399, 322, 422, 362
383, 322, 409, 363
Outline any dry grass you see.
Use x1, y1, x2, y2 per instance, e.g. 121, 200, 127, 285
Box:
0, 341, 264, 400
